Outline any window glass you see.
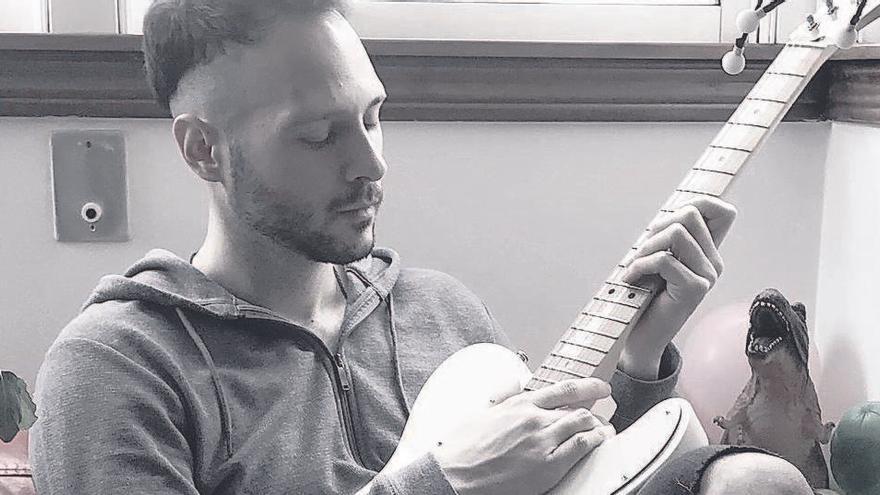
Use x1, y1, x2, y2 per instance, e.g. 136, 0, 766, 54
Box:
0, 0, 47, 33
119, 0, 150, 35
120, 0, 727, 42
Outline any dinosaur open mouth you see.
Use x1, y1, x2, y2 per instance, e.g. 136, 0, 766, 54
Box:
747, 300, 790, 358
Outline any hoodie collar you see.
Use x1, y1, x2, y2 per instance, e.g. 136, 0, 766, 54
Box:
83, 247, 401, 320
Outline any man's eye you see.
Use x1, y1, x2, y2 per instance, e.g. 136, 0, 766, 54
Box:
365, 121, 379, 130
300, 132, 336, 150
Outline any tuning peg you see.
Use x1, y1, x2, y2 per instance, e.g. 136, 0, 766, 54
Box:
736, 9, 766, 33
722, 47, 746, 75
805, 14, 819, 35
833, 24, 858, 48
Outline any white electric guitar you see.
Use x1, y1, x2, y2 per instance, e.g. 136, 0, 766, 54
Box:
359, 2, 880, 493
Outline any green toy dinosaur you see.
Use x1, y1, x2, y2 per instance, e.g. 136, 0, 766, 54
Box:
713, 288, 834, 489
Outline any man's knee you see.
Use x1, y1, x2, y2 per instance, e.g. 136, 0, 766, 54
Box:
701, 452, 814, 495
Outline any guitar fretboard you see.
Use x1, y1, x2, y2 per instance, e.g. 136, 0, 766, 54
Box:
525, 42, 837, 392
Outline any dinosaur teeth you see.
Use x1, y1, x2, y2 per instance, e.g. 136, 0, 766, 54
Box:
748, 335, 783, 355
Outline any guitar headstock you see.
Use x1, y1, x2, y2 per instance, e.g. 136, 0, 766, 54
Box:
722, 0, 880, 74
789, 0, 880, 46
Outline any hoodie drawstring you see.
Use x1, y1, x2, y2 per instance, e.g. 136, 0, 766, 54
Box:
175, 307, 234, 459
385, 293, 412, 417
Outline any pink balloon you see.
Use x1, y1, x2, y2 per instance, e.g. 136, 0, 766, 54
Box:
678, 300, 823, 443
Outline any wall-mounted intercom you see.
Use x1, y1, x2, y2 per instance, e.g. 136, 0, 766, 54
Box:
50, 130, 129, 242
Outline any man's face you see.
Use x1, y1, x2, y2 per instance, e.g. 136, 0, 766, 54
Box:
207, 11, 387, 264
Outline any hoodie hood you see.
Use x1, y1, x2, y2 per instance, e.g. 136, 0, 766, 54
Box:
82, 247, 401, 319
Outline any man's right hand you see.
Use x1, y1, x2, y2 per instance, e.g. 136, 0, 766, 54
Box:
432, 378, 616, 495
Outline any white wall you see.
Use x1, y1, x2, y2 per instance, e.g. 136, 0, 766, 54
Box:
1, 118, 830, 436
813, 122, 880, 424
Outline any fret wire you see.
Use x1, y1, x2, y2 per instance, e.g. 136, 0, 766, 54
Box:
728, 122, 769, 130
593, 295, 640, 309
766, 46, 826, 77
713, 123, 765, 152
540, 367, 566, 383
550, 352, 600, 368
694, 147, 749, 175
766, 71, 805, 78
675, 188, 720, 198
536, 366, 558, 381
541, 364, 589, 379
558, 340, 611, 358
561, 338, 614, 354
730, 100, 785, 128
747, 97, 787, 104
785, 42, 825, 49
682, 170, 732, 196
693, 167, 736, 177
581, 311, 630, 325
570, 325, 621, 340
605, 280, 652, 294
710, 144, 752, 153
587, 299, 639, 319
749, 74, 803, 103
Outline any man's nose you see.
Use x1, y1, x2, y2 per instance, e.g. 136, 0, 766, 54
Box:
345, 126, 387, 182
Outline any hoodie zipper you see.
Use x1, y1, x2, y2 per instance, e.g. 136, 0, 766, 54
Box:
238, 306, 365, 466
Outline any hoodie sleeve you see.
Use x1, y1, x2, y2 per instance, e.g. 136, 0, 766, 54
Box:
29, 336, 200, 495
609, 343, 681, 432
361, 452, 458, 495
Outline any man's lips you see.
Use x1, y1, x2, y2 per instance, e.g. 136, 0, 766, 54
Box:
337, 200, 381, 213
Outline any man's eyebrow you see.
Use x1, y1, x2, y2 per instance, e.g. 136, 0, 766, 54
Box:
284, 93, 387, 128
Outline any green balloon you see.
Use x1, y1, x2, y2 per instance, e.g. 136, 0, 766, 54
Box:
831, 402, 880, 495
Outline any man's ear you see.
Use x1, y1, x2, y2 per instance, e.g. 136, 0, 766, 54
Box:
172, 114, 223, 183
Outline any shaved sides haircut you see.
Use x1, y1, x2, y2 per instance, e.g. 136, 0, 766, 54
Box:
142, 0, 352, 110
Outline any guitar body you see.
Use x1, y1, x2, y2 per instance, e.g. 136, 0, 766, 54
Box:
381, 343, 708, 494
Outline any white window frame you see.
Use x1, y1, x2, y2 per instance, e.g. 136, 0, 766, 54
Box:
117, 0, 763, 43
347, 2, 720, 42
5, 0, 829, 44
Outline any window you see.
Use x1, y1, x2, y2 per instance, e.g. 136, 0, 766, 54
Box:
3, 0, 821, 43
119, 0, 757, 43
0, 0, 48, 33
118, 0, 149, 36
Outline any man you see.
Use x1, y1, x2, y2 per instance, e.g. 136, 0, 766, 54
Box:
28, 0, 810, 493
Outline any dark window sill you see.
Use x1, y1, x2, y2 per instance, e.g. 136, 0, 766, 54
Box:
1, 33, 878, 123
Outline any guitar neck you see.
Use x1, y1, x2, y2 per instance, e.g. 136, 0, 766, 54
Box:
525, 42, 837, 392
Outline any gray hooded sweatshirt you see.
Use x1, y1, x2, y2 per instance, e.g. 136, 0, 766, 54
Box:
30, 247, 679, 494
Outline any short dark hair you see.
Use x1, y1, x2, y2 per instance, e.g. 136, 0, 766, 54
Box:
143, 0, 352, 110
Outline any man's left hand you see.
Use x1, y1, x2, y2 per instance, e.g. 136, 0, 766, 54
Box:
619, 197, 737, 380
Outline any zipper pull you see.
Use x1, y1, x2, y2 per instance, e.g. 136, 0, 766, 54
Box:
335, 352, 352, 391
